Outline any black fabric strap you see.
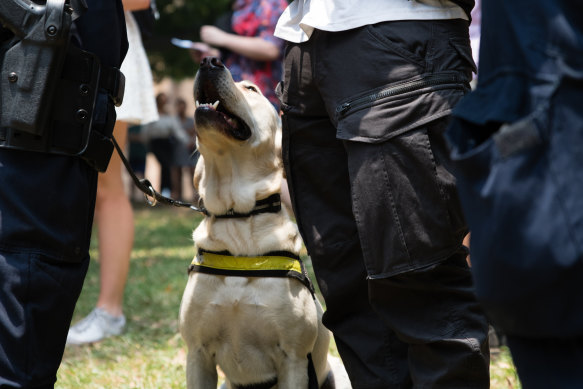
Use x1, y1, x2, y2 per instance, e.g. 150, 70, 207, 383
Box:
233, 377, 278, 389
211, 193, 282, 219
198, 249, 301, 260
99, 66, 125, 107
307, 353, 319, 389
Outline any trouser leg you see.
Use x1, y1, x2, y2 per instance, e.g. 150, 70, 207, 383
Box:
369, 253, 490, 388
282, 112, 411, 389
283, 117, 491, 388
506, 336, 583, 389
347, 121, 490, 388
0, 251, 90, 388
279, 21, 489, 387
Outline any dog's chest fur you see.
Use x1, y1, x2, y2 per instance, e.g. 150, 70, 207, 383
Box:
181, 273, 320, 382
193, 212, 303, 255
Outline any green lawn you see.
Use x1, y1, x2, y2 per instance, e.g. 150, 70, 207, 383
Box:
57, 205, 520, 388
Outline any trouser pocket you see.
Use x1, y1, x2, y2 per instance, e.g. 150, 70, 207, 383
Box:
346, 117, 467, 277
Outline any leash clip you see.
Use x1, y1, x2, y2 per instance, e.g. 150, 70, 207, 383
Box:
144, 184, 157, 207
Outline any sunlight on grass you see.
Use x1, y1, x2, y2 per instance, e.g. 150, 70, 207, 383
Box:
490, 348, 522, 389
59, 206, 198, 388
57, 206, 520, 388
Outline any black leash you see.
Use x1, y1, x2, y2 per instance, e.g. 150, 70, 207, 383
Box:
111, 135, 282, 218
111, 135, 205, 213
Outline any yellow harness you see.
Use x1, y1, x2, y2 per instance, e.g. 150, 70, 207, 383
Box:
189, 249, 315, 294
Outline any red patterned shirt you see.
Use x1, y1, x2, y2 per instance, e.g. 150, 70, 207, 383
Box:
225, 0, 287, 109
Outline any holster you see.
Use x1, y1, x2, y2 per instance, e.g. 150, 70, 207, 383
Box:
0, 0, 125, 172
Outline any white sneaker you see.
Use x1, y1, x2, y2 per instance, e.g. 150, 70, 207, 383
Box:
66, 308, 126, 345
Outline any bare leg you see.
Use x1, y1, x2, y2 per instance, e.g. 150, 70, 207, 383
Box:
94, 120, 134, 317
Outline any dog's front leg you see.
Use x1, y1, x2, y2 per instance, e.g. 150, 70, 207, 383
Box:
186, 349, 218, 389
277, 356, 310, 389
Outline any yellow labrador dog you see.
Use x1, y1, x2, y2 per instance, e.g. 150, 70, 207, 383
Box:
179, 57, 351, 389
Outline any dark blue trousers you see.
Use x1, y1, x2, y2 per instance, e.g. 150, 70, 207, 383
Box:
0, 1, 126, 387
0, 151, 96, 388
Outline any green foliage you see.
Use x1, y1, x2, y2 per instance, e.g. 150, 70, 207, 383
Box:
144, 0, 233, 80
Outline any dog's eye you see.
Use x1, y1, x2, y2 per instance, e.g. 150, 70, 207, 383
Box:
244, 85, 258, 93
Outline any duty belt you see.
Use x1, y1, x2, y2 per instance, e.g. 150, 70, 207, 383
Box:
0, 0, 125, 172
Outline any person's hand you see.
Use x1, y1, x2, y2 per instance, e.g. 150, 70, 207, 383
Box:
122, 0, 150, 11
200, 25, 229, 48
188, 42, 220, 64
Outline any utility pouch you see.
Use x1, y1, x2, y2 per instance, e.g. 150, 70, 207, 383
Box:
0, 0, 125, 172
0, 0, 73, 135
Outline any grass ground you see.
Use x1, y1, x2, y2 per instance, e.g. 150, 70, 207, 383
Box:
57, 205, 521, 388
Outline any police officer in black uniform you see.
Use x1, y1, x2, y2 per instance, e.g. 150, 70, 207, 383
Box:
0, 1, 128, 387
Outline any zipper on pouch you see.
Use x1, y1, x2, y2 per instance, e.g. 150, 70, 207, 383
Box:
336, 73, 467, 115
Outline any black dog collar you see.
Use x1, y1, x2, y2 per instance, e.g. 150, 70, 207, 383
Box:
202, 193, 282, 219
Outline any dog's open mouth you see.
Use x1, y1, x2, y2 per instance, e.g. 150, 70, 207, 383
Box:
195, 90, 252, 141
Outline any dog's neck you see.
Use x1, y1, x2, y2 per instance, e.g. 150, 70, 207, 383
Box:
193, 154, 302, 257
196, 150, 281, 216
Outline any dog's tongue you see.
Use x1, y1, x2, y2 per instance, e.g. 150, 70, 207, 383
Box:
196, 104, 241, 132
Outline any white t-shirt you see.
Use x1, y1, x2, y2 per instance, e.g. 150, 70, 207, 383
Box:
275, 0, 469, 43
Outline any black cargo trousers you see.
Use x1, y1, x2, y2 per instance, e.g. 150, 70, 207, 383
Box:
277, 19, 490, 389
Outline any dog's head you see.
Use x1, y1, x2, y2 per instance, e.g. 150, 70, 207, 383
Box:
192, 57, 282, 214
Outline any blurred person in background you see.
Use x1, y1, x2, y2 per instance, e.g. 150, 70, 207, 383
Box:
189, 0, 288, 110
171, 97, 198, 201
142, 92, 190, 198
127, 124, 148, 201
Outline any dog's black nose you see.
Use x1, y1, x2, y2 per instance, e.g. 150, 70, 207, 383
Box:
200, 56, 225, 69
